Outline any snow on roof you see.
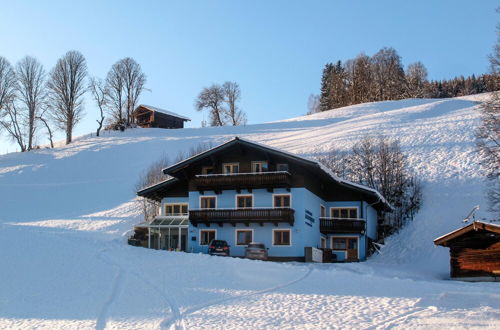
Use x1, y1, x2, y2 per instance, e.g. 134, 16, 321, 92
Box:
161, 136, 392, 209
434, 221, 500, 246
138, 104, 191, 121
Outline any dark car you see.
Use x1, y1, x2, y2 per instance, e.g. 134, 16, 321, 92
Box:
245, 242, 268, 260
208, 240, 230, 256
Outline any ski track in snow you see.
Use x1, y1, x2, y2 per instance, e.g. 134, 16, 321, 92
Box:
1, 94, 499, 329
165, 266, 314, 330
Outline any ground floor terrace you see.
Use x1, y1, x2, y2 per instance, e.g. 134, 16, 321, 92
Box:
135, 217, 370, 261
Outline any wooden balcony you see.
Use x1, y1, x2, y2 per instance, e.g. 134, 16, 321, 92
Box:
193, 171, 291, 192
320, 218, 366, 234
189, 208, 295, 226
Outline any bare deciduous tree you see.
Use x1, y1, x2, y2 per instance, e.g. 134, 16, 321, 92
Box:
89, 77, 107, 137
36, 108, 54, 148
0, 102, 27, 152
47, 50, 88, 144
16, 56, 45, 150
477, 16, 500, 215
405, 62, 428, 98
120, 58, 146, 125
306, 94, 321, 115
316, 137, 422, 238
222, 81, 246, 125
105, 61, 125, 126
0, 57, 17, 113
195, 84, 226, 126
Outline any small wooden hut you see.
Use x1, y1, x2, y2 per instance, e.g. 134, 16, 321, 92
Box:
133, 105, 190, 129
434, 221, 500, 281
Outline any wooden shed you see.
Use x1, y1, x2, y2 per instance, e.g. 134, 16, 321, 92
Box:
434, 221, 500, 281
133, 105, 190, 129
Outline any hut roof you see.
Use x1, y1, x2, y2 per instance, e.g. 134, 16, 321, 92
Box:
434, 221, 500, 247
136, 104, 191, 121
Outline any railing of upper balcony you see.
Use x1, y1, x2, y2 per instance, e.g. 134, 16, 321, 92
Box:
193, 171, 291, 190
189, 207, 295, 225
319, 218, 366, 234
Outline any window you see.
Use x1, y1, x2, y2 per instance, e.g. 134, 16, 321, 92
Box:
236, 195, 253, 209
200, 196, 216, 209
331, 237, 358, 250
320, 237, 327, 249
330, 207, 358, 219
273, 229, 291, 246
222, 163, 239, 174
251, 161, 268, 173
201, 166, 214, 175
276, 163, 289, 172
331, 238, 347, 250
274, 194, 291, 208
320, 205, 326, 218
165, 203, 188, 216
200, 230, 216, 245
236, 230, 253, 246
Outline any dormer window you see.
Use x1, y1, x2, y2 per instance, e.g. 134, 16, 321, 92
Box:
222, 163, 239, 174
251, 161, 268, 173
277, 163, 289, 172
201, 166, 214, 175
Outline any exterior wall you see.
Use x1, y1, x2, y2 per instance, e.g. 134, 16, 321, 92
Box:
365, 203, 378, 240
326, 233, 367, 261
185, 187, 377, 260
160, 197, 189, 216
187, 187, 325, 257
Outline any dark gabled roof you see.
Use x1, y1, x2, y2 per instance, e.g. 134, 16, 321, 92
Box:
434, 221, 500, 247
137, 177, 183, 202
159, 137, 392, 210
135, 104, 191, 121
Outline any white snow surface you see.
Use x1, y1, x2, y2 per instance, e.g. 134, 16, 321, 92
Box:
1, 94, 499, 329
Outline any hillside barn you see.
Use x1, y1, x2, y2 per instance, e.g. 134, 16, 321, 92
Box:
434, 221, 500, 282
133, 105, 190, 129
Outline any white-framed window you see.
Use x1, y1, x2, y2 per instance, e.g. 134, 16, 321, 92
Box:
165, 203, 188, 216
272, 229, 291, 246
251, 161, 268, 173
273, 194, 291, 208
201, 166, 214, 175
276, 163, 289, 172
222, 163, 239, 174
330, 207, 359, 219
320, 237, 327, 249
235, 229, 253, 246
320, 205, 326, 218
200, 229, 216, 245
236, 194, 253, 209
200, 196, 216, 209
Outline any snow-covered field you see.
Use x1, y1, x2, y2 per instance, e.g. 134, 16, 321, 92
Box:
1, 95, 499, 329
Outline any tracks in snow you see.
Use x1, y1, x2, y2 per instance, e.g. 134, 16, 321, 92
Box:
163, 265, 314, 330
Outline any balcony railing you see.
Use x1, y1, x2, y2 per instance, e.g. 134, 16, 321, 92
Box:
193, 171, 291, 191
189, 207, 295, 226
320, 218, 366, 234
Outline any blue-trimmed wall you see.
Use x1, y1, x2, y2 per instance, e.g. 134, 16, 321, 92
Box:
159, 187, 378, 260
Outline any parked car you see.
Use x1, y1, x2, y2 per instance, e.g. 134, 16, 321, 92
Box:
208, 240, 230, 256
245, 242, 268, 260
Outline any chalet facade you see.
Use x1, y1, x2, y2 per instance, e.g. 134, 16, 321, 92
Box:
133, 105, 190, 129
434, 221, 500, 281
135, 137, 392, 262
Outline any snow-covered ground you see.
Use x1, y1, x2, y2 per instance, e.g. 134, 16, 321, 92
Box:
1, 94, 499, 329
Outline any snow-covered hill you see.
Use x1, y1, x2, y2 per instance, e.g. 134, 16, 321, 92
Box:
1, 94, 499, 329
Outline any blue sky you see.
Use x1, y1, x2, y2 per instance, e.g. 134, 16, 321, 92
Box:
0, 0, 497, 153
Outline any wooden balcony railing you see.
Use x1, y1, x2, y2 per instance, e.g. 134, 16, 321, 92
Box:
189, 208, 295, 226
320, 218, 366, 234
193, 171, 291, 191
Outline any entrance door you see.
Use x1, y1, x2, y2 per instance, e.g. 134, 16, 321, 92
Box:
346, 238, 358, 261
